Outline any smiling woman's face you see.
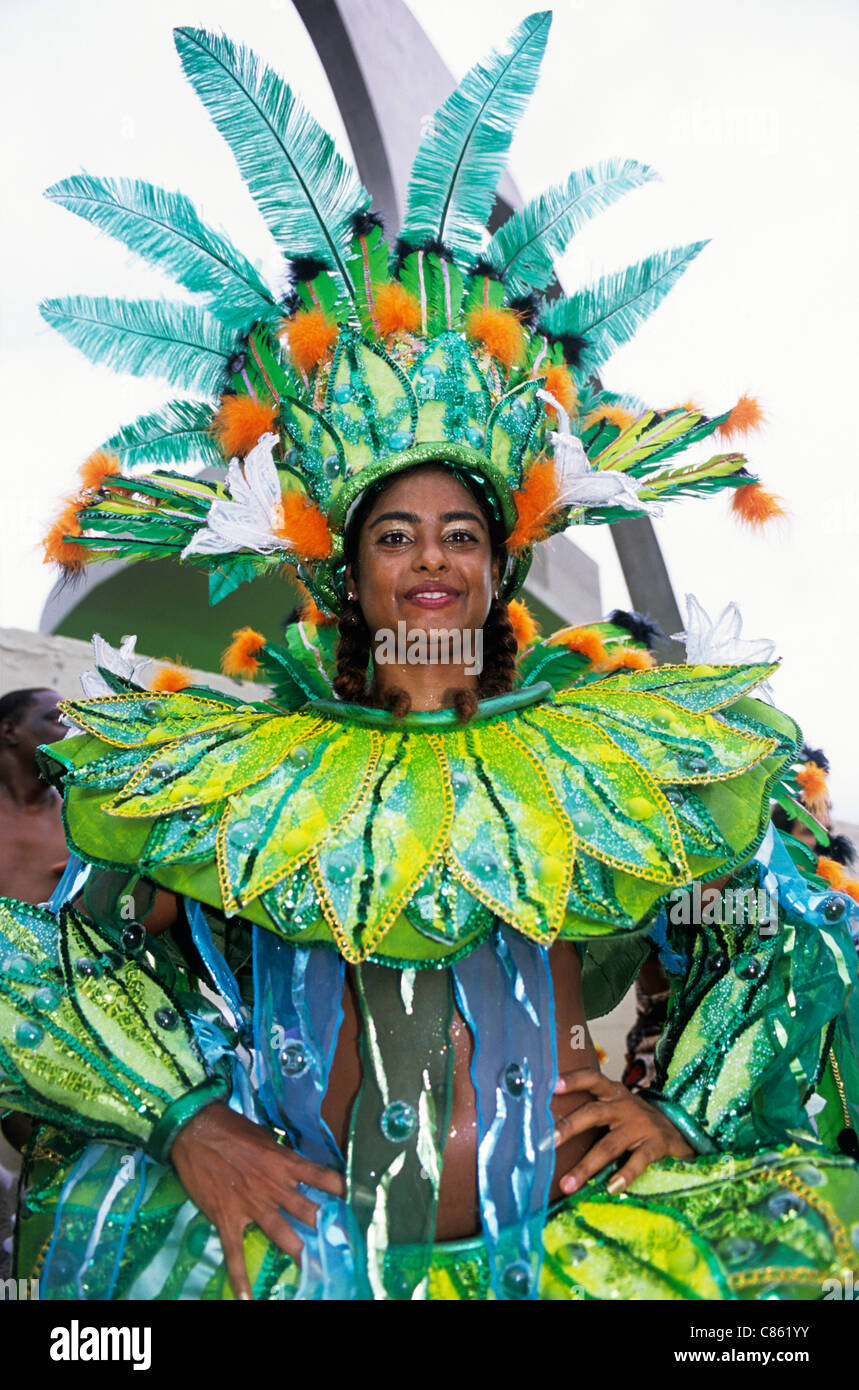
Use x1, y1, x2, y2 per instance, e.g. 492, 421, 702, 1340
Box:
346, 465, 500, 641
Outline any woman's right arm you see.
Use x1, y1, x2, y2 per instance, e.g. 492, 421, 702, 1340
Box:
169, 1102, 346, 1300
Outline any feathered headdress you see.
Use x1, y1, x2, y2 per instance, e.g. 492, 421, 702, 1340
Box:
41, 16, 779, 616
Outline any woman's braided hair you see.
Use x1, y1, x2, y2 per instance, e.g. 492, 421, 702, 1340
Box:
333, 466, 518, 722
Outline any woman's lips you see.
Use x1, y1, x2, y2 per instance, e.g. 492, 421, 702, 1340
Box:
403, 587, 461, 609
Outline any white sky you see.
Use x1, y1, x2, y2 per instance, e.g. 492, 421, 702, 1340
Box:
1, 0, 857, 815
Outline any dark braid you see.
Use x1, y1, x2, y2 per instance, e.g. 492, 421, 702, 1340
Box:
333, 596, 372, 702
476, 597, 518, 700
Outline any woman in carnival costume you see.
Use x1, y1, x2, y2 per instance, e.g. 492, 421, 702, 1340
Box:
2, 15, 858, 1300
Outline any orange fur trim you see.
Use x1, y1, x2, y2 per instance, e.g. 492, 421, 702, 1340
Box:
797, 761, 830, 818
212, 396, 277, 458
507, 598, 540, 651
551, 627, 608, 666
148, 662, 192, 693
815, 856, 845, 889
79, 450, 121, 491
221, 627, 267, 680
843, 877, 859, 904
42, 497, 86, 571
730, 483, 786, 528
507, 460, 561, 551
465, 306, 525, 369
542, 363, 578, 418
299, 595, 337, 626
717, 394, 764, 441
600, 646, 656, 673
581, 404, 635, 431
273, 492, 332, 559
374, 281, 421, 337
284, 309, 338, 374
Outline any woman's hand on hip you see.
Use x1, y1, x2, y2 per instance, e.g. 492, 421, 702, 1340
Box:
169, 1101, 345, 1300
552, 1068, 694, 1196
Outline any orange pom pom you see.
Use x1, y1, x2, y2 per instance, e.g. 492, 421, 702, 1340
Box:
717, 394, 764, 441
731, 483, 786, 528
465, 306, 525, 369
600, 646, 656, 673
542, 363, 578, 419
299, 594, 337, 626
581, 404, 635, 431
148, 662, 192, 693
797, 760, 830, 818
507, 598, 540, 651
212, 396, 277, 458
284, 309, 338, 374
507, 460, 562, 551
374, 281, 421, 337
42, 497, 86, 572
273, 491, 332, 560
815, 856, 845, 890
79, 450, 121, 491
221, 627, 267, 680
550, 627, 608, 666
843, 878, 859, 905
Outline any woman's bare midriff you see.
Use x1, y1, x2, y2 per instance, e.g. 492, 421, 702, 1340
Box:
320, 940, 601, 1240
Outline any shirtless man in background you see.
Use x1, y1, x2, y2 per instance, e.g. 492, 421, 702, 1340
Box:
0, 686, 68, 1276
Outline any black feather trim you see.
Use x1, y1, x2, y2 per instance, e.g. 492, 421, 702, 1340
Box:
283, 606, 303, 630
825, 832, 856, 867
801, 744, 831, 772
469, 257, 506, 282
608, 609, 667, 649
290, 256, 330, 283
390, 236, 455, 275
540, 329, 590, 369
508, 293, 541, 328
351, 210, 385, 239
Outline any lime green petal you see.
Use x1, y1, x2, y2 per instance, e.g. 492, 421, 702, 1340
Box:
311, 732, 451, 961
107, 713, 326, 816
443, 722, 574, 939
218, 722, 382, 909
523, 707, 687, 883
549, 687, 776, 784
60, 691, 244, 748
559, 663, 779, 713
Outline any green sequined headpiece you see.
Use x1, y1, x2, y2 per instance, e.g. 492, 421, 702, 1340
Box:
43, 14, 767, 616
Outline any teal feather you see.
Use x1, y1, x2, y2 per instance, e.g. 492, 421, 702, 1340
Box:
540, 242, 708, 371
486, 159, 657, 295
44, 175, 278, 334
99, 401, 221, 471
400, 12, 552, 265
174, 28, 369, 305
40, 297, 234, 394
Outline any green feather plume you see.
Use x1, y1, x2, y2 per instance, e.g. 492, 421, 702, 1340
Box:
174, 28, 369, 305
44, 175, 278, 335
486, 159, 657, 295
98, 401, 221, 472
400, 11, 551, 265
40, 297, 234, 394
540, 242, 708, 371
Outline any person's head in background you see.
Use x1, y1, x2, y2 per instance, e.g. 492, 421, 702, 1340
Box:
0, 689, 64, 782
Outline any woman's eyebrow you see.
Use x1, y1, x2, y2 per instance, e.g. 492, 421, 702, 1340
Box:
367, 509, 486, 528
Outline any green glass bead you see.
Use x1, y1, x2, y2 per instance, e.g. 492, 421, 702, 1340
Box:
323, 454, 341, 479
280, 1040, 309, 1076
501, 1261, 531, 1299
288, 744, 311, 767
32, 985, 62, 1012
502, 1062, 526, 1099
823, 895, 847, 922
2, 953, 36, 982
121, 924, 145, 953
380, 1100, 417, 1143
14, 1021, 43, 1049
227, 819, 258, 850
154, 1008, 178, 1031
389, 431, 414, 451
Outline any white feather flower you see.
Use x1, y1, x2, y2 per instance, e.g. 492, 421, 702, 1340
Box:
537, 390, 662, 517
182, 432, 286, 559
672, 594, 777, 701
